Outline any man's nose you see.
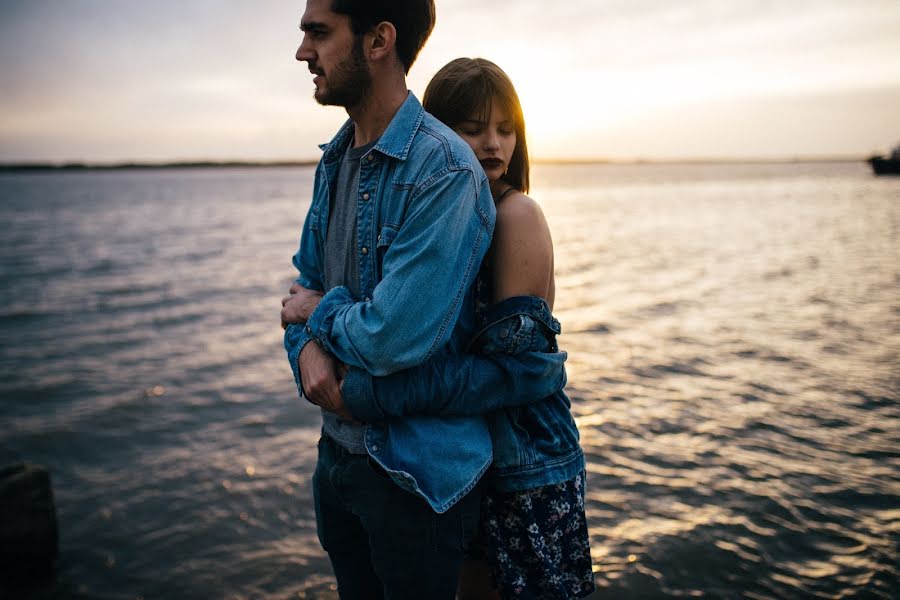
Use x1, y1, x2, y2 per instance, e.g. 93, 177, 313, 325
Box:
296, 38, 313, 63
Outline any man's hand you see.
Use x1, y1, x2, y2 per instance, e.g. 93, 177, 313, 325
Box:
300, 342, 356, 422
282, 283, 324, 329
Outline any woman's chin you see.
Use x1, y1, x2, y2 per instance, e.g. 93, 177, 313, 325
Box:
484, 168, 504, 182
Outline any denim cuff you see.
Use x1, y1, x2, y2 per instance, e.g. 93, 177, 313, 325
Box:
468, 295, 562, 357
305, 285, 354, 353
341, 367, 383, 422
284, 323, 314, 398
470, 295, 560, 347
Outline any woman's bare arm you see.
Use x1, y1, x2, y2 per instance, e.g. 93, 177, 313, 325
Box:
491, 192, 555, 308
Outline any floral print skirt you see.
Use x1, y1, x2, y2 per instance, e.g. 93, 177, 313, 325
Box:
472, 470, 595, 599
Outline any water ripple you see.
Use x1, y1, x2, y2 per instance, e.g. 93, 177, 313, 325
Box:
2, 164, 898, 599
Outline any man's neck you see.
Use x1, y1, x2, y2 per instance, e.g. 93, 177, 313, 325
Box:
346, 71, 408, 148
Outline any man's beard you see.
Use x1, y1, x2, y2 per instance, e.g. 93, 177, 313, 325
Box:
315, 36, 372, 108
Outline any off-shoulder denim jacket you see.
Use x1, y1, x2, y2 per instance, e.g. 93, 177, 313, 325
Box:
283, 93, 497, 513
341, 295, 585, 492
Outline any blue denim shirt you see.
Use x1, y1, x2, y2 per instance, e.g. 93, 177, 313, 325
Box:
284, 92, 496, 513
342, 295, 585, 492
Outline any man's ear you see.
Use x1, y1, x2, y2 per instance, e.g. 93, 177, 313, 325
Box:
367, 21, 397, 64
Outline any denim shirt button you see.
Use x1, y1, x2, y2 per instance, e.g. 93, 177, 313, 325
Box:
371, 445, 379, 452
499, 328, 509, 339
362, 192, 370, 201
367, 154, 375, 162
361, 246, 369, 255
364, 296, 371, 302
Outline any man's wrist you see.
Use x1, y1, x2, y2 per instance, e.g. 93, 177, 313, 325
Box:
303, 295, 323, 322
285, 323, 314, 396
305, 286, 354, 347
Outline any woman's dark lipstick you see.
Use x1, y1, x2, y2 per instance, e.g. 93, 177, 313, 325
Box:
480, 158, 503, 170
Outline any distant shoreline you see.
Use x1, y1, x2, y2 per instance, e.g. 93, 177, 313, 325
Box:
0, 156, 869, 172
0, 160, 319, 172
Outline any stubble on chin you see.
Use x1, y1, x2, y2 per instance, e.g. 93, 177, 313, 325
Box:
313, 40, 371, 108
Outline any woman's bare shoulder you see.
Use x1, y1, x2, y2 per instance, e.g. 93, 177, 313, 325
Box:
495, 191, 549, 237
491, 191, 554, 302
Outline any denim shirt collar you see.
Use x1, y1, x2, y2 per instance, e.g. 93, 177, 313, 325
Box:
318, 91, 424, 162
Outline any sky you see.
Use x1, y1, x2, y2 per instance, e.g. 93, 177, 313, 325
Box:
1, 0, 899, 163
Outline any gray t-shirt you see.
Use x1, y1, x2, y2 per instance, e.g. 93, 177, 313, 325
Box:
321, 139, 376, 453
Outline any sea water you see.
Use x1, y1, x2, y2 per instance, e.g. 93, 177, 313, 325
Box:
1, 162, 897, 598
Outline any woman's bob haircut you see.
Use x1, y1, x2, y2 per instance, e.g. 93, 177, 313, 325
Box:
423, 58, 529, 193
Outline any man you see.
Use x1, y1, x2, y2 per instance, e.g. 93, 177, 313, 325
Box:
280, 1, 496, 597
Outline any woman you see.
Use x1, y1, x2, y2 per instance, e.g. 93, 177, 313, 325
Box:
426, 57, 593, 600
293, 58, 594, 598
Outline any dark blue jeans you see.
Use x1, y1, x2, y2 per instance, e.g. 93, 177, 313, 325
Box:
313, 434, 481, 600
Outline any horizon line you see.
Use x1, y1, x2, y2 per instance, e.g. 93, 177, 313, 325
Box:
0, 154, 874, 172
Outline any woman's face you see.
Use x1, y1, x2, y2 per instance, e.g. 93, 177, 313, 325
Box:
454, 98, 517, 183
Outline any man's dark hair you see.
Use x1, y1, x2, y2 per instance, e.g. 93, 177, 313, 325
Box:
331, 0, 435, 73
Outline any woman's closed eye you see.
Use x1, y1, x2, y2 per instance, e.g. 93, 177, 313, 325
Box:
457, 123, 484, 136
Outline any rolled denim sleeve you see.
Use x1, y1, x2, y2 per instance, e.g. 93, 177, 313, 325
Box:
341, 307, 568, 422
305, 168, 494, 376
